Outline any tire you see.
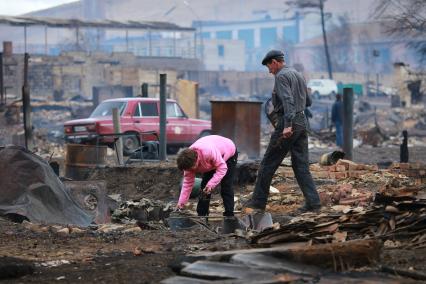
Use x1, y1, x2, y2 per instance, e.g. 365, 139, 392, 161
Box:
122, 133, 140, 156
167, 145, 180, 155
329, 91, 336, 100
198, 130, 212, 139
313, 91, 320, 100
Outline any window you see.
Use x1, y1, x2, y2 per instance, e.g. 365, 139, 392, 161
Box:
238, 29, 254, 49
133, 103, 141, 117
218, 45, 225, 57
90, 101, 126, 118
167, 102, 185, 118
283, 26, 299, 44
216, 31, 232, 40
140, 102, 158, 116
260, 27, 277, 48
201, 32, 211, 39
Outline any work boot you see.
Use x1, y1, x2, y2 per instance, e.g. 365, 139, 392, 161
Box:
241, 199, 265, 215
295, 204, 321, 214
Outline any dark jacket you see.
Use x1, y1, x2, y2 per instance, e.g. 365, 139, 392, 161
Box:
331, 100, 343, 124
272, 66, 308, 129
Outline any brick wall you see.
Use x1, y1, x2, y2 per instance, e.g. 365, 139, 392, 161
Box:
276, 159, 426, 184
389, 162, 426, 185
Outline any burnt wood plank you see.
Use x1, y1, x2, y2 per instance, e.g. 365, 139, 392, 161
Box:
160, 276, 214, 284
180, 260, 274, 280
230, 253, 321, 276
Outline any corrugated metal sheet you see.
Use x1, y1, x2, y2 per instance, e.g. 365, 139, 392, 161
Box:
0, 15, 194, 31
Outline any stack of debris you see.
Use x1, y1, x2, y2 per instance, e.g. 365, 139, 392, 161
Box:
162, 160, 426, 283
249, 188, 425, 246
111, 198, 173, 226
389, 162, 426, 185
276, 159, 379, 180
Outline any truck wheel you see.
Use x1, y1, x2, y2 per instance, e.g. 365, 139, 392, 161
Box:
167, 145, 180, 154
313, 91, 320, 100
123, 134, 140, 156
198, 130, 212, 139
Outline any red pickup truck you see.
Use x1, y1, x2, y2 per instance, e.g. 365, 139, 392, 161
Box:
64, 98, 211, 154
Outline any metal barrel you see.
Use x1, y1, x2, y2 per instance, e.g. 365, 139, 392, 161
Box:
65, 144, 107, 180
319, 150, 345, 166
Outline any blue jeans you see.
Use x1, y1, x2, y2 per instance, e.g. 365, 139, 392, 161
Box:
335, 122, 343, 147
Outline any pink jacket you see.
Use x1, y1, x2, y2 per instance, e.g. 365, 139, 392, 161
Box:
178, 135, 236, 207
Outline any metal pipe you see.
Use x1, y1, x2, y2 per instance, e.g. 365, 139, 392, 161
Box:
125, 29, 129, 52
173, 31, 176, 57
376, 73, 379, 97
0, 52, 3, 106
343, 87, 354, 160
24, 25, 27, 53
22, 53, 32, 149
193, 29, 197, 58
112, 108, 124, 165
325, 106, 329, 129
44, 26, 48, 55
141, 83, 148, 97
159, 74, 167, 161
96, 28, 100, 50
195, 82, 199, 118
76, 26, 79, 49
320, 0, 333, 79
148, 29, 152, 56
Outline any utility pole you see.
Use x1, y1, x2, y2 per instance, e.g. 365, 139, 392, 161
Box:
342, 87, 354, 160
285, 0, 333, 79
320, 0, 333, 79
159, 74, 167, 161
22, 53, 32, 150
0, 52, 4, 108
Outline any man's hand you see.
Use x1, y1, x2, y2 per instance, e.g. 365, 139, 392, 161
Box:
283, 126, 293, 138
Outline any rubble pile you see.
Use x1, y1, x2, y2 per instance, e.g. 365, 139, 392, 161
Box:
298, 159, 378, 180
111, 198, 173, 225
389, 162, 426, 185
355, 107, 426, 146
250, 189, 425, 246
163, 160, 426, 283
0, 98, 91, 154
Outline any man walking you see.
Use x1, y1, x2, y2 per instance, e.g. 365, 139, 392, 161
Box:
244, 50, 321, 213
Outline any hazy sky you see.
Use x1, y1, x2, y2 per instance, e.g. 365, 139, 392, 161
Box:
0, 0, 77, 16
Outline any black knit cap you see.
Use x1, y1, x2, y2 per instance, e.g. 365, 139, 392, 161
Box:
262, 50, 284, 65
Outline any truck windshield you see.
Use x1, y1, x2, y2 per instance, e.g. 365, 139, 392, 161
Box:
90, 101, 127, 118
